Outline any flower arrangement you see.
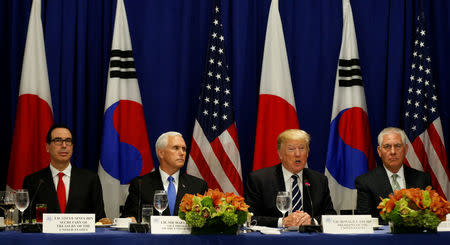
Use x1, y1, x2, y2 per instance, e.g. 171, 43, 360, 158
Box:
179, 189, 250, 234
377, 186, 450, 232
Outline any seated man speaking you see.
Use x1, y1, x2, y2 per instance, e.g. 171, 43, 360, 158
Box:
245, 129, 336, 228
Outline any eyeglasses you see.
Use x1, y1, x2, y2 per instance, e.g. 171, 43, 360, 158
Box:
381, 143, 403, 151
50, 138, 73, 146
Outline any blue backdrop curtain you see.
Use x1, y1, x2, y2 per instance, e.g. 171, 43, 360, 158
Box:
1, 0, 449, 189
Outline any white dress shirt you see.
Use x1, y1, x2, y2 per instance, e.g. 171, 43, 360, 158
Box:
49, 163, 72, 201
384, 165, 406, 190
159, 167, 180, 193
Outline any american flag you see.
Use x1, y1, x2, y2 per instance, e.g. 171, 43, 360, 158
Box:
403, 11, 450, 199
186, 0, 243, 195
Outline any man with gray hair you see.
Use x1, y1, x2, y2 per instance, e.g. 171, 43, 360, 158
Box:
355, 127, 432, 218
122, 132, 208, 218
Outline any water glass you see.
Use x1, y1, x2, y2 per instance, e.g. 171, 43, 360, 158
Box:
141, 204, 153, 224
14, 189, 29, 225
276, 191, 292, 218
153, 190, 168, 215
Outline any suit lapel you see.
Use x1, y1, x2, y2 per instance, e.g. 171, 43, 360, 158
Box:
302, 169, 311, 214
42, 167, 61, 212
66, 167, 77, 211
377, 166, 394, 195
175, 174, 190, 214
275, 164, 286, 191
403, 166, 415, 188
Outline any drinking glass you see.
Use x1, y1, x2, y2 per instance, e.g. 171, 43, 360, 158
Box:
141, 204, 153, 223
36, 204, 47, 223
0, 191, 16, 229
276, 191, 292, 218
153, 190, 168, 216
14, 189, 29, 226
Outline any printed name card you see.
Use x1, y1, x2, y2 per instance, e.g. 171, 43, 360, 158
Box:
322, 215, 374, 234
151, 216, 191, 234
43, 213, 95, 233
438, 221, 450, 232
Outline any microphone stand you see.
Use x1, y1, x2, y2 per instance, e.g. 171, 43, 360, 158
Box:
22, 179, 44, 233
129, 177, 149, 233
298, 179, 322, 233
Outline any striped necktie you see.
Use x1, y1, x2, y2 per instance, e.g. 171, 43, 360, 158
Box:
291, 175, 302, 212
391, 174, 401, 191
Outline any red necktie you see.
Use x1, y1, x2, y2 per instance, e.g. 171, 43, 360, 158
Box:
57, 172, 66, 213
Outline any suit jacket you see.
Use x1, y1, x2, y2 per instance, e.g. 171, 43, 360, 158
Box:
22, 166, 106, 221
122, 169, 208, 218
355, 165, 432, 218
244, 164, 336, 227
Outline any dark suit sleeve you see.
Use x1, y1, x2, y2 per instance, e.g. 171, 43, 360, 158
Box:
244, 173, 279, 227
424, 173, 432, 188
316, 176, 336, 221
355, 175, 377, 216
92, 174, 106, 221
200, 180, 208, 194
122, 178, 139, 218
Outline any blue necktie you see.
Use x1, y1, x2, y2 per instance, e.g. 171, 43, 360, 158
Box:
167, 176, 176, 215
291, 175, 302, 212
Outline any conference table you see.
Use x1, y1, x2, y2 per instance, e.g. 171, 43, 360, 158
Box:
2, 226, 449, 245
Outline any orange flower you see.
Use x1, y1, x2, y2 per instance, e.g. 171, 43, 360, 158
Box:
429, 190, 450, 221
384, 195, 397, 213
179, 194, 194, 212
204, 189, 225, 207
377, 186, 450, 221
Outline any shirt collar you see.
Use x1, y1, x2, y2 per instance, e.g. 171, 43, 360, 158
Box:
384, 164, 405, 180
281, 164, 303, 183
159, 166, 180, 183
49, 163, 72, 178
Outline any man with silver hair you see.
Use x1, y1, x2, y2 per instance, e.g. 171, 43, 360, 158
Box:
122, 131, 208, 218
355, 127, 432, 218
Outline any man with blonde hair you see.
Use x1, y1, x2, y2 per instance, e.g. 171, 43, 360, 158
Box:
355, 127, 432, 218
245, 129, 336, 228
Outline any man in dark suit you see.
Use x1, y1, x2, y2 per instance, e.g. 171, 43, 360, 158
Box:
22, 124, 106, 221
245, 129, 336, 228
122, 132, 208, 218
355, 127, 432, 218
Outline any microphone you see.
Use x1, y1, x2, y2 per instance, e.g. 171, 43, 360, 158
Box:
304, 180, 315, 223
29, 179, 44, 222
129, 177, 149, 233
22, 179, 44, 233
298, 179, 322, 233
137, 177, 142, 223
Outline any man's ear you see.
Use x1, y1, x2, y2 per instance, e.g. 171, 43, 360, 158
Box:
156, 148, 163, 160
376, 146, 382, 158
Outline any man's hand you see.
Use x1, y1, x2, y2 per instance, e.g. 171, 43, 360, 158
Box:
282, 211, 312, 227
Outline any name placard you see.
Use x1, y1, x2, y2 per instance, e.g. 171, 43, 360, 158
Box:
151, 216, 191, 234
322, 215, 374, 234
438, 221, 450, 232
43, 213, 95, 233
